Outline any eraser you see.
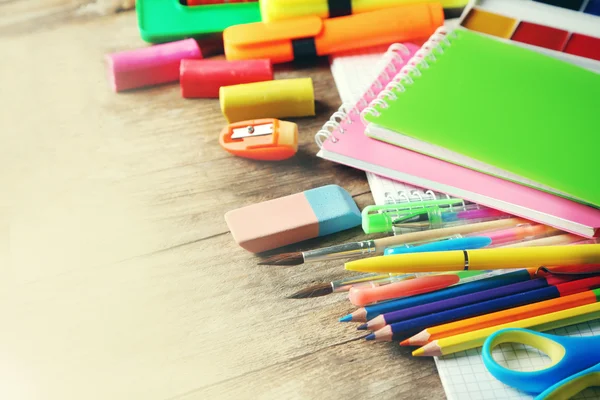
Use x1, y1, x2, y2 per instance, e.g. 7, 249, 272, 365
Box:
219, 78, 315, 123
180, 59, 273, 98
225, 184, 361, 253
106, 38, 202, 92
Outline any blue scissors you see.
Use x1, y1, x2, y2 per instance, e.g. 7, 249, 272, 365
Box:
482, 328, 600, 399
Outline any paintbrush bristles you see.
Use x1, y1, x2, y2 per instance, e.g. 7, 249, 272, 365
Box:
287, 283, 333, 299
258, 252, 304, 266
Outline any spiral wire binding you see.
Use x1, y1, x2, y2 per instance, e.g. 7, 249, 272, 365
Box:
361, 26, 454, 123
315, 43, 412, 148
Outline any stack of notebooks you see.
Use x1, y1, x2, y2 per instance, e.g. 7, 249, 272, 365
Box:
317, 0, 600, 238
318, 1, 600, 399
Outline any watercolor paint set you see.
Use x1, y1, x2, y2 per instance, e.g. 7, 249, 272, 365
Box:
458, 0, 600, 71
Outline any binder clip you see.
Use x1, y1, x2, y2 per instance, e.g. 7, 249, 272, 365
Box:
219, 118, 298, 161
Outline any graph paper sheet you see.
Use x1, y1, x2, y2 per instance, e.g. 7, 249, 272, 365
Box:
329, 45, 600, 400
436, 321, 600, 400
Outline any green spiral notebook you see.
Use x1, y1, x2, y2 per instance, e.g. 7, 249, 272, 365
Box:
364, 28, 600, 208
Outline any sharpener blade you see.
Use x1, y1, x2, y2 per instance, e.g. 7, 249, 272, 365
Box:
231, 123, 274, 140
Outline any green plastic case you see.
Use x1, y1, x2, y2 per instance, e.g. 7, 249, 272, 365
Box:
137, 0, 262, 43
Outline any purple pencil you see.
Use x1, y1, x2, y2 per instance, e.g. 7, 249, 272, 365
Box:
359, 275, 570, 331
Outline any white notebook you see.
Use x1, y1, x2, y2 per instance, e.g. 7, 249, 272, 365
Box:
328, 42, 600, 400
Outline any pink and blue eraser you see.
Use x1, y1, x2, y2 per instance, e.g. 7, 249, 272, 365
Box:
225, 184, 361, 253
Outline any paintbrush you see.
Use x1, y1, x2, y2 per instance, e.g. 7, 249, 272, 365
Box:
259, 217, 526, 266
288, 272, 414, 299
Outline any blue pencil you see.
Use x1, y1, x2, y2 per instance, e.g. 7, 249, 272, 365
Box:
360, 275, 566, 331
339, 269, 534, 322
365, 279, 577, 342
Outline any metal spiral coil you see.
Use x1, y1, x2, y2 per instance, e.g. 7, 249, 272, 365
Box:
314, 42, 413, 148
360, 27, 454, 123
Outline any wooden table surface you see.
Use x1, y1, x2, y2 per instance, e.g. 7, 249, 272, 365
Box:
1, 3, 445, 399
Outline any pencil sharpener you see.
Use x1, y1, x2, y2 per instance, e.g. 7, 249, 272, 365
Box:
219, 118, 298, 161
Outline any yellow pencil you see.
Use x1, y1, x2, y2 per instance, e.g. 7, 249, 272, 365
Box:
412, 301, 600, 357
345, 244, 600, 273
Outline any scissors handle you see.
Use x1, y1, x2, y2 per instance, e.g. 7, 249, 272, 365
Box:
482, 328, 600, 394
536, 363, 600, 400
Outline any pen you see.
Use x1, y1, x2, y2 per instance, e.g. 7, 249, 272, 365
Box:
384, 224, 560, 255
469, 223, 560, 247
258, 217, 527, 266
384, 236, 492, 255
345, 244, 600, 273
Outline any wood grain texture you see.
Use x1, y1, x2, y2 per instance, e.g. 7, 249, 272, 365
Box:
0, 8, 445, 400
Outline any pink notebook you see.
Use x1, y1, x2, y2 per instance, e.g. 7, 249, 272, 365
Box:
317, 43, 600, 237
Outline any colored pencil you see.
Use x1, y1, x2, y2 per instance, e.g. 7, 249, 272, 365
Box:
339, 269, 535, 322
365, 277, 600, 342
345, 244, 600, 273
412, 302, 600, 357
403, 287, 600, 346
360, 274, 571, 331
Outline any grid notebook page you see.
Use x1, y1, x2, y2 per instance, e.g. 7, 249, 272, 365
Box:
330, 46, 432, 206
435, 321, 600, 400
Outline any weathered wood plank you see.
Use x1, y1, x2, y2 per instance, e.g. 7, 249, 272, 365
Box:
0, 9, 446, 400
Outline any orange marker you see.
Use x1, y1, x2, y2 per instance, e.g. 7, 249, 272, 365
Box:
348, 274, 460, 307
219, 118, 298, 161
401, 288, 600, 347
223, 3, 444, 63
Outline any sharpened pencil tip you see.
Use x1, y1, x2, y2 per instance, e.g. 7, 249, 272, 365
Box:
339, 314, 352, 322
357, 324, 367, 330
412, 348, 425, 357
399, 339, 410, 346
365, 333, 375, 341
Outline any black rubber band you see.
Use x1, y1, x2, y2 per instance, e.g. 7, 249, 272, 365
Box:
292, 38, 318, 61
463, 250, 470, 270
328, 0, 352, 17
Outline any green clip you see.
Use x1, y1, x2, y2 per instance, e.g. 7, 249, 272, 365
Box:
137, 0, 262, 43
361, 198, 465, 234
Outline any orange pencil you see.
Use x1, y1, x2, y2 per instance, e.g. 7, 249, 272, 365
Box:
401, 287, 600, 346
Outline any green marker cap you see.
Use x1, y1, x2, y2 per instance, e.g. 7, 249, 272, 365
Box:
361, 198, 465, 234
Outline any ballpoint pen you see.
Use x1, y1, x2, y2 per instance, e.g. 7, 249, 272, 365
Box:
384, 236, 492, 255
384, 224, 561, 254
345, 244, 600, 273
289, 235, 478, 298
258, 218, 526, 266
